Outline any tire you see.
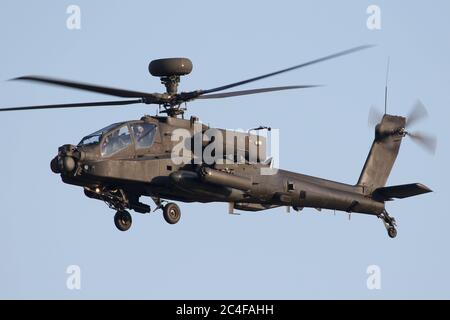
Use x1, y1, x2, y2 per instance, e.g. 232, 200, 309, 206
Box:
114, 210, 132, 231
163, 203, 181, 224
387, 227, 397, 239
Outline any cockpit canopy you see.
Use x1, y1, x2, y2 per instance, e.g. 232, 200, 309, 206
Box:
78, 123, 122, 147
78, 122, 157, 157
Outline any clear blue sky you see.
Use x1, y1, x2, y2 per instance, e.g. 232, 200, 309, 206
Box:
0, 0, 449, 299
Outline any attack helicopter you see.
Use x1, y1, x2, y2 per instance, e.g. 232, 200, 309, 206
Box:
0, 45, 435, 238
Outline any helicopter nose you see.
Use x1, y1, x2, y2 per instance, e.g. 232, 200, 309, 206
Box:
50, 155, 76, 174
61, 156, 76, 172
50, 156, 60, 173
51, 144, 83, 174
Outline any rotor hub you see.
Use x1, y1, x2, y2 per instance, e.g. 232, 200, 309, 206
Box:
160, 75, 180, 95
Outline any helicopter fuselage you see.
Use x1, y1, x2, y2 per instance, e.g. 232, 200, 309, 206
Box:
51, 115, 385, 216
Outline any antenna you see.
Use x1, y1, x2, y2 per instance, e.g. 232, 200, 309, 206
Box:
384, 57, 390, 114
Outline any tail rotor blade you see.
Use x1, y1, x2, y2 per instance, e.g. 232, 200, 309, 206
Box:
408, 131, 437, 155
406, 99, 428, 128
368, 106, 383, 127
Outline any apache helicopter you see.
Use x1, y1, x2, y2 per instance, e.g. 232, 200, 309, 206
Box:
0, 45, 435, 238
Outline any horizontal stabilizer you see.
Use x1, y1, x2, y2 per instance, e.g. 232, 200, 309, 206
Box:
374, 183, 432, 200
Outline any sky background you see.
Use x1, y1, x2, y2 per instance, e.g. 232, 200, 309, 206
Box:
0, 0, 449, 299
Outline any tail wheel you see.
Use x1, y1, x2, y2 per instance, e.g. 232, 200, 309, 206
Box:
163, 203, 181, 224
387, 226, 397, 238
114, 210, 132, 231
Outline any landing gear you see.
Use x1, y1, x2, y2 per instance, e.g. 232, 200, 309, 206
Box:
114, 210, 132, 231
152, 197, 182, 225
84, 187, 155, 231
379, 210, 397, 238
163, 202, 181, 224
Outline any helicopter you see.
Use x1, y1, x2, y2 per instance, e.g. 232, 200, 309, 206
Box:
0, 45, 435, 238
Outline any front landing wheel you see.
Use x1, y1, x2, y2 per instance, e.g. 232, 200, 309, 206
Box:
387, 226, 397, 239
163, 203, 181, 224
114, 210, 132, 231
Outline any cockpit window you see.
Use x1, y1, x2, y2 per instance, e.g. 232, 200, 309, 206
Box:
101, 125, 132, 156
131, 123, 157, 149
78, 123, 123, 146
79, 135, 101, 146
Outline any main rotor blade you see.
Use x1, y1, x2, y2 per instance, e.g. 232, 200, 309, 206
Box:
408, 131, 437, 155
0, 99, 144, 112
406, 99, 428, 128
11, 76, 157, 100
197, 85, 320, 99
200, 45, 374, 95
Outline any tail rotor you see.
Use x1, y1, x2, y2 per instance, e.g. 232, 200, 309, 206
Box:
367, 99, 437, 155
403, 100, 437, 154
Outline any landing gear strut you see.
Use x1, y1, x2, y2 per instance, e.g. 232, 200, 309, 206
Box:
379, 210, 397, 238
85, 187, 152, 231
